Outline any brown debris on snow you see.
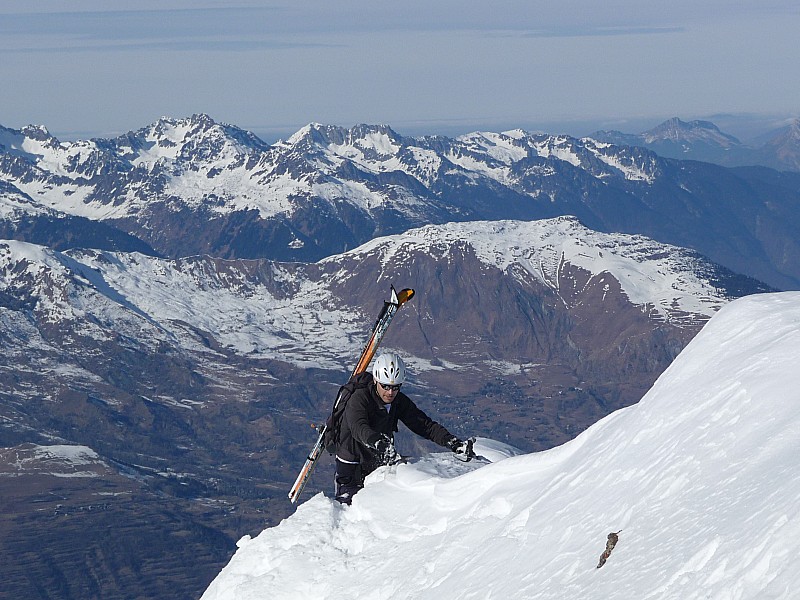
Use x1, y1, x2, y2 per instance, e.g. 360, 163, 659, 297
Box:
596, 530, 622, 569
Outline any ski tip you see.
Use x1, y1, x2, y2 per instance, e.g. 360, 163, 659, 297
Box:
397, 288, 415, 304
389, 286, 414, 305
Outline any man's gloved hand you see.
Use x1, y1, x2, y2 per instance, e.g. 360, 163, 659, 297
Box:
374, 434, 400, 465
447, 436, 476, 462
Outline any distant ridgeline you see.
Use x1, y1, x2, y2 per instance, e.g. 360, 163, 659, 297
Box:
1, 115, 799, 289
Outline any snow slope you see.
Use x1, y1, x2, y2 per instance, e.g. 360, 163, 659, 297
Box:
0, 444, 108, 479
202, 291, 800, 600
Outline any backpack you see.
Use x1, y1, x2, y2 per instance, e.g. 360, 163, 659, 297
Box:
323, 372, 374, 454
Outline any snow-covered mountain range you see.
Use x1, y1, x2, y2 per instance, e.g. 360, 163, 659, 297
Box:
0, 113, 794, 599
202, 291, 800, 600
2, 114, 799, 289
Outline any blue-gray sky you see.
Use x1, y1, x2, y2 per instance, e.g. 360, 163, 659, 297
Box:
2, 1, 798, 142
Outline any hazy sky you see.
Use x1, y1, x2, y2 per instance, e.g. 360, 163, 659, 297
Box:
2, 1, 798, 141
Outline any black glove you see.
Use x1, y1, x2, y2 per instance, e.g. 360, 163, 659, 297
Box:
373, 434, 400, 466
447, 436, 476, 462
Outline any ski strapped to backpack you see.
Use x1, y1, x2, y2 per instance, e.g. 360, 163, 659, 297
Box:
288, 285, 415, 504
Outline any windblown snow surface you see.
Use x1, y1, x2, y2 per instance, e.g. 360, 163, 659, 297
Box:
203, 292, 800, 600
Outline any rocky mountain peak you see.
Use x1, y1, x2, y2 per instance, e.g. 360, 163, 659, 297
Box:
761, 118, 800, 170
589, 116, 800, 172
643, 117, 741, 148
286, 123, 347, 147
763, 118, 800, 143
286, 122, 404, 158
347, 122, 402, 142
19, 124, 55, 142
116, 113, 269, 166
0, 124, 63, 162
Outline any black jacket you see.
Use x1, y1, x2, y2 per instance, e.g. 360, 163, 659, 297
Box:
336, 383, 454, 474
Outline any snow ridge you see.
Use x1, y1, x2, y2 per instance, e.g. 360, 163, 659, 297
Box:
202, 291, 800, 600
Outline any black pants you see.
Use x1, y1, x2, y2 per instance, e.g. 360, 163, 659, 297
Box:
334, 458, 363, 505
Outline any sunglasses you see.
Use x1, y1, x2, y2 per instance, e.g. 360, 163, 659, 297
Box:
378, 382, 402, 392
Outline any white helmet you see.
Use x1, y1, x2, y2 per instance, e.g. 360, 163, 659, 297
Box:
372, 353, 406, 385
